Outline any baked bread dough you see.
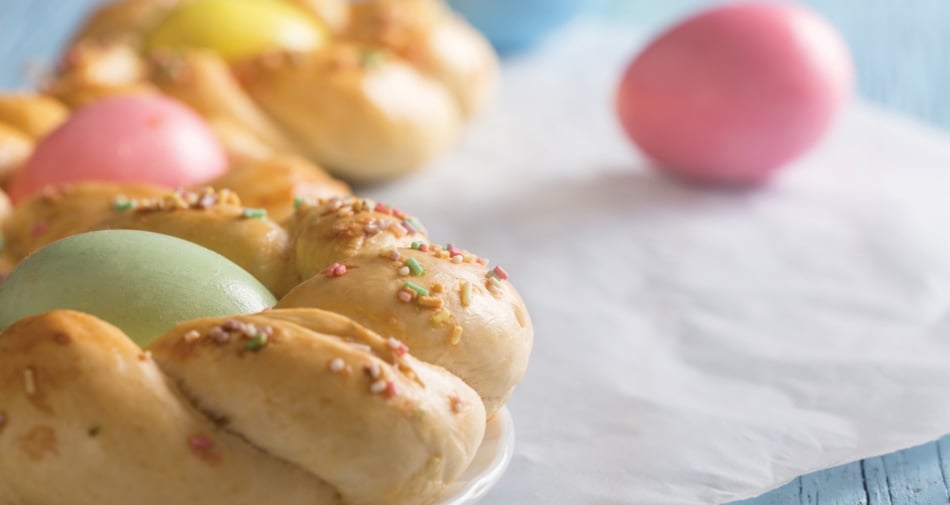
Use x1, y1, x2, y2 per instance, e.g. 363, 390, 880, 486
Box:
0, 308, 485, 505
3, 187, 533, 418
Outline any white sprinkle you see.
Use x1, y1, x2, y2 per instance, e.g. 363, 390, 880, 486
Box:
398, 266, 411, 276
451, 255, 463, 264
387, 337, 404, 350
23, 368, 35, 396
370, 379, 388, 394
183, 330, 201, 342
365, 362, 382, 379
348, 342, 372, 353
329, 358, 346, 373
242, 324, 259, 337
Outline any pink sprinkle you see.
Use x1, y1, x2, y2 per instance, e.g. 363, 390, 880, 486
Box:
374, 202, 392, 215
418, 243, 429, 252
397, 290, 413, 303
387, 337, 409, 356
392, 208, 407, 219
324, 262, 347, 278
384, 380, 398, 398
401, 220, 417, 234
30, 220, 49, 238
188, 436, 214, 450
492, 265, 509, 280
447, 244, 463, 257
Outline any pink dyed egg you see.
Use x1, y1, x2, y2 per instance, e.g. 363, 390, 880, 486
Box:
617, 2, 853, 185
10, 94, 227, 203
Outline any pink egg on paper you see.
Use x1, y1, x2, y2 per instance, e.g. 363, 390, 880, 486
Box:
9, 94, 227, 203
617, 2, 854, 185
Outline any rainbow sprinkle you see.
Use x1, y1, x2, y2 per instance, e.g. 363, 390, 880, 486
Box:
404, 282, 429, 297
241, 208, 267, 219
406, 257, 424, 276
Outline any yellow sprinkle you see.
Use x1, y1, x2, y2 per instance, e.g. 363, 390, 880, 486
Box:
460, 281, 472, 307
431, 309, 451, 324
450, 325, 463, 345
430, 283, 445, 294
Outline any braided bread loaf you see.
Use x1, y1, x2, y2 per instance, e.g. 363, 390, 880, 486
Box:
46, 0, 498, 183
2, 185, 532, 416
0, 308, 485, 505
0, 182, 532, 504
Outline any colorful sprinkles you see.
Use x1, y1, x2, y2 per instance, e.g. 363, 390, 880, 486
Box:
183, 319, 275, 352
112, 188, 242, 213
241, 208, 267, 219
323, 262, 348, 278
387, 337, 409, 357
404, 281, 429, 297
405, 257, 424, 276
245, 333, 268, 351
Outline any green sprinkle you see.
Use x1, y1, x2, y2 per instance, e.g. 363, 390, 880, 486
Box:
88, 426, 101, 437
360, 50, 385, 69
404, 281, 429, 297
406, 257, 424, 276
113, 199, 135, 212
406, 217, 427, 234
242, 208, 267, 219
246, 333, 268, 351
413, 409, 427, 422
411, 241, 423, 250
293, 197, 306, 210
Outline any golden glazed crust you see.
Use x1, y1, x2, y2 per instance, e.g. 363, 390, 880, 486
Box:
0, 310, 340, 505
277, 247, 533, 416
1, 182, 167, 264
0, 309, 485, 505
205, 156, 351, 223
3, 183, 534, 418
151, 309, 485, 505
233, 44, 461, 183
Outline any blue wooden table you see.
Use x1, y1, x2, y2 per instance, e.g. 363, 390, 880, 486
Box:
1, 2, 948, 504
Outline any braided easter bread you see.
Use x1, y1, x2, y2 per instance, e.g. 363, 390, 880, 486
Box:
3, 187, 533, 418
0, 308, 485, 505
46, 0, 498, 182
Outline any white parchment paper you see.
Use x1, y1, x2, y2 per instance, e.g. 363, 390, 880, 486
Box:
367, 19, 950, 505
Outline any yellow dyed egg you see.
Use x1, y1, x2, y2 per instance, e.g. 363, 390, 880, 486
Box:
147, 0, 325, 62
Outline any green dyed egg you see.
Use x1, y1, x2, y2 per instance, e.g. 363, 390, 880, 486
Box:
146, 0, 326, 62
0, 230, 276, 346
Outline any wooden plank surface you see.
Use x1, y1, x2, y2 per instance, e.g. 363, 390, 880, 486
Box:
2, 1, 949, 505
737, 437, 950, 505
